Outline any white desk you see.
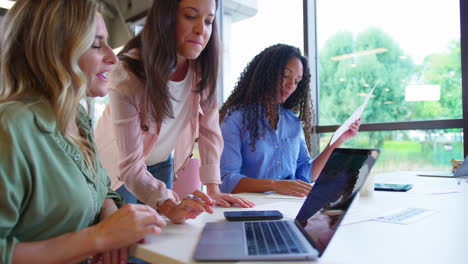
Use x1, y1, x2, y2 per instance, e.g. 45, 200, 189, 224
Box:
132, 172, 468, 264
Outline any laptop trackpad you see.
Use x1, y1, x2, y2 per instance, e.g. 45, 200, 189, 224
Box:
198, 222, 244, 245
195, 222, 246, 260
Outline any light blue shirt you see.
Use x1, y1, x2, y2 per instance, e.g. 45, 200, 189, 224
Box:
220, 106, 313, 193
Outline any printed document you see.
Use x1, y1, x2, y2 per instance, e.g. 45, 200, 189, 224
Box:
330, 82, 378, 146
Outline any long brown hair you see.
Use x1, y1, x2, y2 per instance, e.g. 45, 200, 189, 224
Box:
119, 0, 220, 123
220, 44, 315, 153
0, 0, 99, 173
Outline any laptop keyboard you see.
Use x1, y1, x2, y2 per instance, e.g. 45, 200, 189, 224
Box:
245, 221, 308, 255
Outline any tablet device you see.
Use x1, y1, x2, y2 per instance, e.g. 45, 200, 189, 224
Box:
374, 183, 413, 192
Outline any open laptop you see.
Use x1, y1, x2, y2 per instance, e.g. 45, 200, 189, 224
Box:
193, 148, 380, 261
417, 156, 468, 178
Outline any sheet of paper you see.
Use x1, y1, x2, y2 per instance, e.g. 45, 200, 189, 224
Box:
341, 206, 389, 225
372, 207, 437, 225
329, 82, 378, 146
264, 193, 307, 200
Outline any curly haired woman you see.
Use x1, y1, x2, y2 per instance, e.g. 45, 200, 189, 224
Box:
219, 44, 361, 197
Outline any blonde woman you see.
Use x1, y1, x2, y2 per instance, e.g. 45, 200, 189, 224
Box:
0, 1, 181, 263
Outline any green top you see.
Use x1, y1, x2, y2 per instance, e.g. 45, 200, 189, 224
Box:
0, 99, 122, 264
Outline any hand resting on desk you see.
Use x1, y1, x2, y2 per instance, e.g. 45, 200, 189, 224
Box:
89, 203, 166, 263
273, 179, 313, 197
158, 190, 215, 224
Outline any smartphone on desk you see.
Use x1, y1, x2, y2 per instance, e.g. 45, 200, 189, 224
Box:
224, 210, 283, 221
374, 183, 413, 192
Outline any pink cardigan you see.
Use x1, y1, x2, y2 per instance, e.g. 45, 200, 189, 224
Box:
95, 61, 223, 208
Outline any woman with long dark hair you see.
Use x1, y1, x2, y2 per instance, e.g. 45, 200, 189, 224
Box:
95, 0, 254, 220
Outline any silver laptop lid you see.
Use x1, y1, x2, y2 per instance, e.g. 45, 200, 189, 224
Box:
454, 156, 468, 176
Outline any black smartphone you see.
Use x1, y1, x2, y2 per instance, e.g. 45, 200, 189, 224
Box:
224, 210, 284, 221
374, 183, 413, 192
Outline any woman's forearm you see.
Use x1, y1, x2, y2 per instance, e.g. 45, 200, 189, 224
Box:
12, 225, 101, 264
231, 177, 277, 194
311, 119, 361, 180
100, 198, 119, 220
205, 183, 221, 195
311, 142, 339, 181
12, 199, 122, 264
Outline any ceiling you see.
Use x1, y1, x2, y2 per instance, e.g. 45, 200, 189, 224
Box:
0, 0, 152, 48
98, 0, 152, 48
98, 0, 258, 49
0, 0, 258, 49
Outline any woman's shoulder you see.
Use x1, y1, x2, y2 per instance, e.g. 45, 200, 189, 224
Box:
0, 100, 37, 122
282, 107, 301, 122
109, 47, 145, 97
0, 100, 55, 132
222, 108, 244, 123
109, 61, 144, 96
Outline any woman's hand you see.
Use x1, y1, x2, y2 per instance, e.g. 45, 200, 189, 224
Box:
335, 118, 361, 146
206, 184, 256, 208
273, 179, 313, 197
159, 190, 215, 224
89, 199, 131, 264
171, 189, 180, 203
88, 247, 129, 264
90, 200, 157, 264
91, 204, 166, 254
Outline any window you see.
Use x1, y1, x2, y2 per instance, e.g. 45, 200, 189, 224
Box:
319, 129, 464, 172
221, 0, 304, 101
308, 0, 465, 172
316, 0, 462, 124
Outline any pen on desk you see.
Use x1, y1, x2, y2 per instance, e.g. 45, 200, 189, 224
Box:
186, 194, 204, 202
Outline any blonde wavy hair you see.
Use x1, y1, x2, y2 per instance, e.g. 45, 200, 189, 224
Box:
0, 0, 99, 174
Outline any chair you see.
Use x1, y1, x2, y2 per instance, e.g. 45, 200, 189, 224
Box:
173, 158, 202, 198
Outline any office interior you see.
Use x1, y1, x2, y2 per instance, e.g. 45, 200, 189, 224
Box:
0, 1, 467, 264
0, 0, 466, 174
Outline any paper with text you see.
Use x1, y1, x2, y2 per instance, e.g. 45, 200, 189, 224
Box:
372, 207, 437, 224
265, 193, 307, 200
330, 82, 378, 146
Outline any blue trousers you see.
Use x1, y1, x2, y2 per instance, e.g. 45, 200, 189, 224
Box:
116, 154, 174, 204
115, 155, 173, 264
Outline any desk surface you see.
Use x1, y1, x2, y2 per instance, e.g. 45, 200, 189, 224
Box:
132, 172, 468, 264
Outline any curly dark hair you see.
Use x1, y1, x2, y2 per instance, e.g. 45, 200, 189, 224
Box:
220, 44, 315, 152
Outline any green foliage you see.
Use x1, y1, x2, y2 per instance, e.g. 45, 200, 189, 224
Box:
318, 131, 463, 171
319, 27, 414, 125
410, 40, 462, 119
318, 27, 462, 124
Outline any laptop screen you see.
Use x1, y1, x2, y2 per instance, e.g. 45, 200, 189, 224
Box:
295, 148, 380, 254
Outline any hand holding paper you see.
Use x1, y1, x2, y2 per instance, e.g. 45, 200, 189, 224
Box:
329, 82, 378, 146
